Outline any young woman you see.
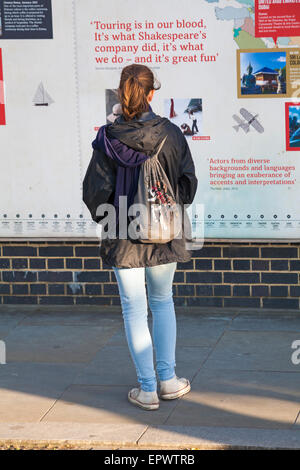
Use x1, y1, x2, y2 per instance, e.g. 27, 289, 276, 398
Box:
189, 111, 199, 135
83, 64, 198, 411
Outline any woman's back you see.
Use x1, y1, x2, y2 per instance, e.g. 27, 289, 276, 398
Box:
107, 108, 193, 199
83, 64, 198, 268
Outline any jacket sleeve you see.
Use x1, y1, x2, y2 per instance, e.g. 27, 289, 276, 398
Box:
177, 134, 198, 207
82, 148, 116, 223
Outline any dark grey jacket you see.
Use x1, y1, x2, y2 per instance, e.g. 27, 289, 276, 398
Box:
83, 109, 198, 268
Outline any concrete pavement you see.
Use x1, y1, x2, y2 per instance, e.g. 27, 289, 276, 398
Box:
0, 304, 300, 449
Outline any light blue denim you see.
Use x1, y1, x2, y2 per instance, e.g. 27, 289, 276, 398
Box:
112, 262, 177, 392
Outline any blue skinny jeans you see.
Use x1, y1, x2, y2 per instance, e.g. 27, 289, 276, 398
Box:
112, 261, 177, 392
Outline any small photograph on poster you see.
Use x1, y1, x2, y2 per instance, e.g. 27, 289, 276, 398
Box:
105, 89, 122, 124
285, 102, 300, 151
238, 49, 287, 97
164, 98, 203, 139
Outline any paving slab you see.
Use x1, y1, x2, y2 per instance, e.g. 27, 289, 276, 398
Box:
175, 318, 230, 347
138, 425, 300, 449
0, 311, 30, 326
0, 423, 300, 449
168, 346, 212, 382
0, 305, 121, 314
0, 327, 14, 340
0, 305, 39, 314
0, 390, 59, 423
175, 309, 237, 320
165, 369, 300, 428
202, 330, 300, 372
19, 309, 123, 327
42, 385, 178, 425
233, 308, 300, 315
0, 310, 50, 341
294, 413, 300, 429
73, 344, 211, 386
107, 317, 228, 349
0, 310, 40, 339
230, 311, 300, 332
73, 346, 138, 385
0, 423, 147, 448
4, 325, 121, 363
0, 363, 83, 422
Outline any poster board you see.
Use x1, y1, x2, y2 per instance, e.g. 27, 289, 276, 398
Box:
0, 0, 300, 240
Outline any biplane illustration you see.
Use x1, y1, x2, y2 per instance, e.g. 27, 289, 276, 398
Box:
232, 108, 264, 134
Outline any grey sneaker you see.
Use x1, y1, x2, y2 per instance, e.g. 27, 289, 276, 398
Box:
128, 387, 160, 410
159, 375, 191, 400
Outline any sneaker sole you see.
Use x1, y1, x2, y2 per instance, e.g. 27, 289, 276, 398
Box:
128, 391, 160, 411
159, 381, 191, 400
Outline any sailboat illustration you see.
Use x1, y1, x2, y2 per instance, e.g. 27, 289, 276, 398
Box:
33, 82, 54, 106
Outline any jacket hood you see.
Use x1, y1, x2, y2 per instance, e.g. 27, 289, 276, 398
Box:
106, 110, 170, 155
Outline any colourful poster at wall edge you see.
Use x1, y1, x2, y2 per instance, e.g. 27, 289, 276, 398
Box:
0, 48, 5, 126
255, 0, 300, 46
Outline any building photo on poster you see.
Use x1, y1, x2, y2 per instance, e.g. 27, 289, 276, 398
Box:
0, 0, 300, 239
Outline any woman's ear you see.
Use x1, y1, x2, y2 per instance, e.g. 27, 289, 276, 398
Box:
147, 89, 154, 103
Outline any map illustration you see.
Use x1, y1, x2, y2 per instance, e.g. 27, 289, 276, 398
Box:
205, 0, 300, 49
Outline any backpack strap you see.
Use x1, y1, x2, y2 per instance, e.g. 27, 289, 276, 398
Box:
153, 135, 168, 158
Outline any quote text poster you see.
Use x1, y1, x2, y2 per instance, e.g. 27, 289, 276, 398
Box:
0, 0, 300, 239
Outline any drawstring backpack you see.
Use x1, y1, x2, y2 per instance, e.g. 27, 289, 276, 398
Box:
128, 135, 182, 243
